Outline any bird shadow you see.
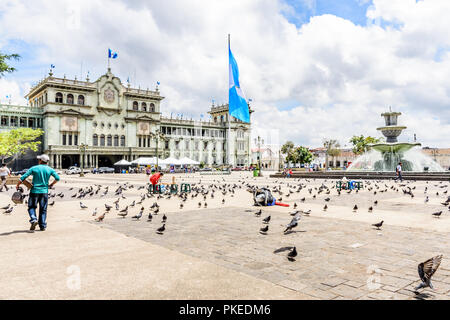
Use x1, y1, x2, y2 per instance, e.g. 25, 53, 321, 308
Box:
0, 229, 35, 236
283, 230, 306, 235
413, 292, 432, 300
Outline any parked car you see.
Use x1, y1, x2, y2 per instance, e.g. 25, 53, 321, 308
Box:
98, 167, 115, 174
65, 166, 81, 175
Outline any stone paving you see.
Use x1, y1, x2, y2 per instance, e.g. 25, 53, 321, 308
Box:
1, 171, 449, 299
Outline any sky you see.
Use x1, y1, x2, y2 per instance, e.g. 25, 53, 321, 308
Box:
0, 0, 449, 149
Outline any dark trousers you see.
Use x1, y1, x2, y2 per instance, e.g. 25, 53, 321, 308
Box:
0, 176, 8, 191
28, 193, 49, 229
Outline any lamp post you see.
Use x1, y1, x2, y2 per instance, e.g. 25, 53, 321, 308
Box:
254, 136, 264, 177
78, 143, 87, 177
151, 129, 166, 170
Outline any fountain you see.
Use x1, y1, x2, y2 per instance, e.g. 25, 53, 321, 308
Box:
348, 110, 444, 172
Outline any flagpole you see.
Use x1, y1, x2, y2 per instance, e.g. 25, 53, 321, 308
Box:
227, 34, 232, 167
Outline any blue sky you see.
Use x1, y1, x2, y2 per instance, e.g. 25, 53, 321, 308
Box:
281, 0, 373, 27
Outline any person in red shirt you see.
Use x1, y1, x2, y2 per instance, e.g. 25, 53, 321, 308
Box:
150, 172, 164, 186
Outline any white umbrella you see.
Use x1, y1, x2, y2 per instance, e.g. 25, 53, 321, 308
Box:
160, 157, 182, 165
131, 157, 158, 166
179, 157, 200, 165
114, 159, 132, 166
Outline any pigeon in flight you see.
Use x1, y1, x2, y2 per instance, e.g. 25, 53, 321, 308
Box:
415, 255, 443, 291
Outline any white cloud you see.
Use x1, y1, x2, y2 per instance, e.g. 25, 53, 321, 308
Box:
0, 0, 449, 148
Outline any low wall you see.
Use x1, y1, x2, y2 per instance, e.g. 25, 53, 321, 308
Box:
270, 171, 450, 181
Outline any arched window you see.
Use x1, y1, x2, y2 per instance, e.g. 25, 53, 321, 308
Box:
133, 101, 138, 111
67, 94, 74, 104
93, 134, 98, 146
149, 103, 155, 112
55, 92, 63, 103
100, 135, 105, 146
107, 135, 112, 146
114, 135, 119, 146
120, 135, 125, 146
142, 102, 147, 112
78, 95, 85, 105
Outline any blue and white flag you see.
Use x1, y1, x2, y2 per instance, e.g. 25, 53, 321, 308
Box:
229, 44, 250, 123
108, 48, 118, 59
50, 64, 55, 69
157, 81, 160, 85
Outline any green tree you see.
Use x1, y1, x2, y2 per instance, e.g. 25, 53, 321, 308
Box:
294, 146, 314, 166
0, 128, 43, 164
281, 141, 295, 167
323, 139, 341, 169
0, 51, 21, 77
349, 135, 383, 155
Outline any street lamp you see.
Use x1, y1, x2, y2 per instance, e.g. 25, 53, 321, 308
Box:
254, 136, 264, 177
78, 143, 87, 177
151, 129, 166, 169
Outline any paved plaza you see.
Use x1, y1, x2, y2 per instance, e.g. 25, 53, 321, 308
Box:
1, 172, 449, 300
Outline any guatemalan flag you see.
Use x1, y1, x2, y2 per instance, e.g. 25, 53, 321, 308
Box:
228, 44, 250, 123
108, 48, 118, 59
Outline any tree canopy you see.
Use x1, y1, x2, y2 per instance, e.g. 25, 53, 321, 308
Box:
0, 128, 43, 164
0, 51, 21, 77
281, 141, 314, 167
349, 135, 383, 155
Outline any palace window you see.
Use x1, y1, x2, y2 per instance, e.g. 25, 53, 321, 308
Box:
78, 95, 85, 105
93, 121, 97, 128
68, 134, 72, 145
62, 134, 67, 146
182, 128, 186, 136
120, 135, 125, 146
67, 94, 74, 104
150, 103, 155, 112
115, 123, 119, 129
93, 134, 98, 146
147, 137, 151, 147
107, 135, 112, 146
108, 123, 111, 129
55, 92, 63, 103
74, 134, 78, 146
20, 117, 27, 127
100, 135, 105, 146
165, 140, 169, 149
142, 102, 147, 112
114, 135, 119, 147
133, 101, 138, 111
10, 117, 17, 126
1, 116, 8, 126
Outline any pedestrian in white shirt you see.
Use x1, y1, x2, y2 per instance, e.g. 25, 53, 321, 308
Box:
395, 162, 403, 182
0, 163, 11, 191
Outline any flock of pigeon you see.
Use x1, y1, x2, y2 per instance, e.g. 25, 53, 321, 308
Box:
1, 175, 449, 296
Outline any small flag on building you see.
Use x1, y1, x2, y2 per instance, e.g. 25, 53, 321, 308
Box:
108, 49, 118, 59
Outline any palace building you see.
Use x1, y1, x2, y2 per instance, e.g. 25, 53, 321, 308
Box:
0, 68, 252, 170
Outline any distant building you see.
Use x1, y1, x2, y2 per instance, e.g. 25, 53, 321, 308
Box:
309, 147, 357, 169
251, 146, 281, 170
421, 147, 450, 170
0, 68, 252, 170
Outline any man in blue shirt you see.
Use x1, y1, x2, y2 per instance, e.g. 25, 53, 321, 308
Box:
16, 154, 60, 231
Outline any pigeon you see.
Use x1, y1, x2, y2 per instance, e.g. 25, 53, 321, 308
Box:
204, 202, 208, 208
262, 216, 271, 224
105, 204, 112, 211
290, 210, 301, 216
222, 199, 225, 204
324, 197, 330, 202
368, 206, 373, 213
415, 255, 443, 291
156, 224, 165, 234
323, 204, 328, 211
284, 216, 300, 233
162, 214, 167, 223
372, 220, 384, 230
132, 208, 143, 220
424, 196, 429, 203
118, 210, 128, 218
293, 203, 297, 209
432, 211, 442, 218
353, 205, 358, 212
302, 209, 311, 216
95, 212, 106, 222
300, 197, 305, 202
259, 225, 269, 234
3, 206, 14, 214
287, 247, 297, 261
198, 202, 202, 208
1, 204, 11, 210
92, 208, 97, 216
119, 206, 128, 213
147, 212, 153, 221
80, 202, 88, 209
374, 200, 378, 206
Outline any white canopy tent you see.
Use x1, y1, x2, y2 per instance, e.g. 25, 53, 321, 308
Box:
159, 157, 182, 165
114, 159, 132, 166
131, 157, 160, 166
179, 157, 200, 165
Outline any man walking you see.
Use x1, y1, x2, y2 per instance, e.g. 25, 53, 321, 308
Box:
395, 162, 403, 182
0, 163, 11, 192
16, 154, 60, 231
